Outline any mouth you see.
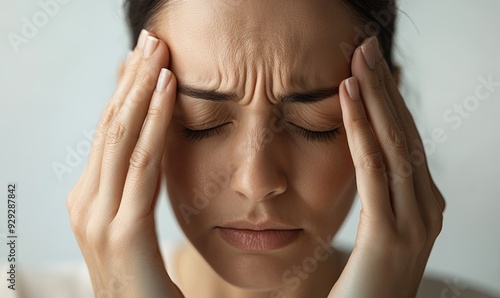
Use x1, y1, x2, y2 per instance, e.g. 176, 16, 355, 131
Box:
215, 221, 303, 251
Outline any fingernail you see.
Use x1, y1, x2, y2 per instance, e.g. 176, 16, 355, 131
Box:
361, 37, 376, 70
156, 68, 172, 92
346, 77, 361, 100
137, 29, 149, 50
143, 36, 159, 58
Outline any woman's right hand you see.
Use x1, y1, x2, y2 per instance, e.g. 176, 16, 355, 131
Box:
66, 29, 184, 298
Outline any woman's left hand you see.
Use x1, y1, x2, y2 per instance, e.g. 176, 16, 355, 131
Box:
329, 36, 446, 298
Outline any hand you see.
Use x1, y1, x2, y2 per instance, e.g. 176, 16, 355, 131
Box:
66, 29, 184, 298
329, 36, 446, 298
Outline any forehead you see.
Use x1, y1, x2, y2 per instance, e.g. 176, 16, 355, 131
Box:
153, 0, 357, 92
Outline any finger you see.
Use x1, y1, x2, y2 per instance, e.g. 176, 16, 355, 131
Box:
119, 68, 175, 219
82, 29, 149, 191
373, 39, 445, 261
378, 57, 446, 213
339, 77, 393, 220
352, 36, 418, 222
98, 35, 171, 217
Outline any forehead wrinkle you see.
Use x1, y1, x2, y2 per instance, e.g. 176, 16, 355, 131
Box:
214, 19, 311, 103
271, 30, 309, 96
153, 0, 356, 102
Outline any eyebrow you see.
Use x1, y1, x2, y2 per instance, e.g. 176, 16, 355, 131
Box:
177, 84, 339, 103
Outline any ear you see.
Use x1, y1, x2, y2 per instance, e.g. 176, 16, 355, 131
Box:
391, 65, 401, 88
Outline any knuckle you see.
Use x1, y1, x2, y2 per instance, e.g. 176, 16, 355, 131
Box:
66, 188, 77, 214
66, 187, 86, 226
428, 207, 444, 238
100, 103, 119, 130
386, 125, 408, 155
386, 168, 407, 186
431, 183, 446, 213
349, 116, 388, 175
68, 205, 87, 240
134, 65, 157, 92
350, 115, 372, 133
129, 145, 159, 171
440, 196, 447, 213
127, 83, 151, 108
122, 85, 153, 117
356, 147, 387, 175
395, 159, 414, 180
95, 104, 119, 143
106, 120, 127, 145
409, 145, 426, 168
145, 107, 164, 124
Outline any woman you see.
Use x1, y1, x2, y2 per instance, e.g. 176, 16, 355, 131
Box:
66, 0, 446, 297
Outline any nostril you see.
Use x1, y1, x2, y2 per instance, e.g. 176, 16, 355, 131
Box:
229, 161, 287, 202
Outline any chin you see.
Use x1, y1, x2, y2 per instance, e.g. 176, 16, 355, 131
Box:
193, 229, 313, 291
210, 253, 288, 290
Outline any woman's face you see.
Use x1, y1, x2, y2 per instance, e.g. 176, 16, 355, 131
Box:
158, 0, 359, 290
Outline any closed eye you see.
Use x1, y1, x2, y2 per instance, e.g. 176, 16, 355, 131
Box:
286, 122, 341, 142
182, 122, 340, 142
182, 123, 230, 141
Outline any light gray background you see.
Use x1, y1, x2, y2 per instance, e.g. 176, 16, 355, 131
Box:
1, 0, 499, 296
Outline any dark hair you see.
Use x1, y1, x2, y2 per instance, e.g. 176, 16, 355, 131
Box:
340, 0, 397, 70
125, 0, 397, 70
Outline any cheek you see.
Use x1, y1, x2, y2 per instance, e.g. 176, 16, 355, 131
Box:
162, 127, 231, 233
293, 139, 356, 228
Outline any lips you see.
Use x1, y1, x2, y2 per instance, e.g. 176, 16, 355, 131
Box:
215, 220, 303, 251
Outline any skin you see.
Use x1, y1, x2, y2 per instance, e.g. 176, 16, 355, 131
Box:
67, 1, 445, 297
159, 1, 356, 296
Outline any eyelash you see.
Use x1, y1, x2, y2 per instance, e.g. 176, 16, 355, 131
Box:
182, 123, 340, 142
182, 124, 229, 141
287, 123, 341, 142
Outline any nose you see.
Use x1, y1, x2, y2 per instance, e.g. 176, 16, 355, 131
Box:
229, 127, 288, 202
